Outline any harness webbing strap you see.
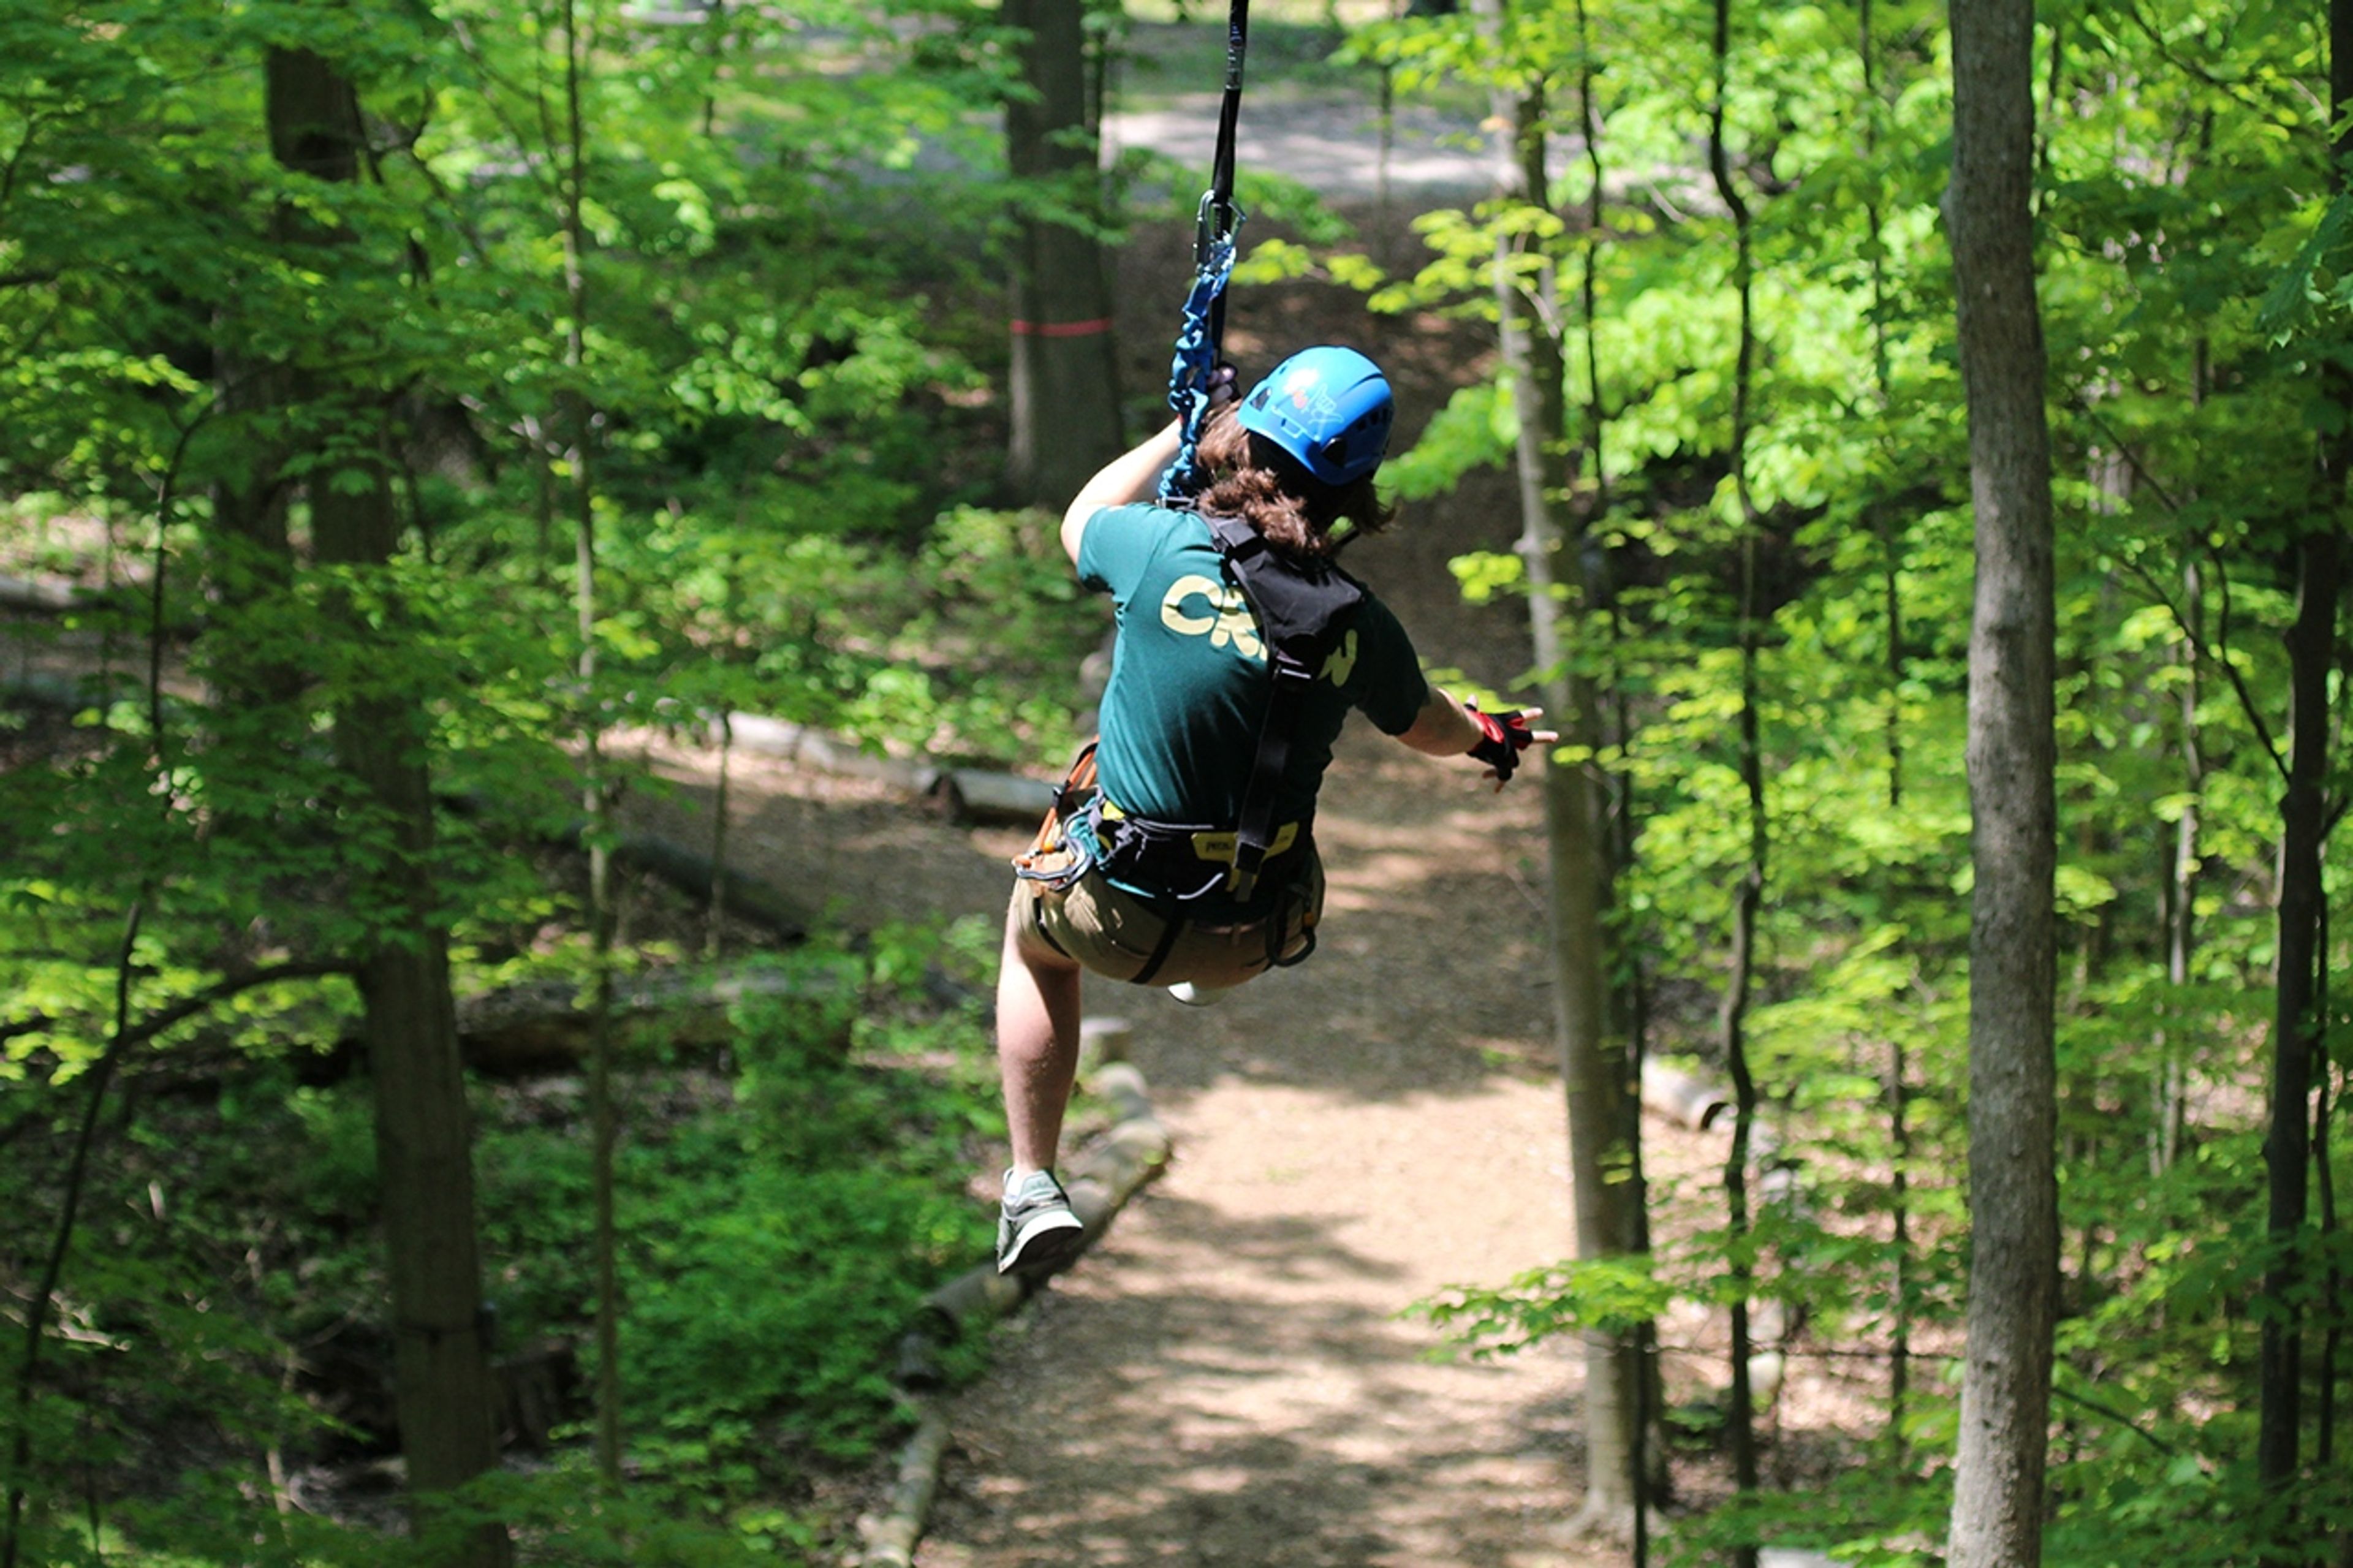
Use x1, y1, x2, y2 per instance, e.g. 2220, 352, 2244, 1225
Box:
1205, 0, 1249, 339
1159, 0, 1252, 503
1206, 515, 1362, 902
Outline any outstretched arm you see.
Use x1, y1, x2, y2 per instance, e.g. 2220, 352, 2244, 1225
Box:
1060, 421, 1183, 566
1397, 687, 1556, 789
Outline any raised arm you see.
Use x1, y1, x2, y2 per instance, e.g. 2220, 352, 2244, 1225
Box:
1060, 421, 1184, 566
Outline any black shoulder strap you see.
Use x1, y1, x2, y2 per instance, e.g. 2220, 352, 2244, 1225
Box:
1205, 515, 1363, 901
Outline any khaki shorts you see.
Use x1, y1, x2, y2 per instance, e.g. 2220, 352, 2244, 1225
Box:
1013, 852, 1325, 991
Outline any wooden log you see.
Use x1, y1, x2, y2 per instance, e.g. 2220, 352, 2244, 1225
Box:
724, 713, 941, 794
0, 574, 88, 613
521, 811, 810, 944
1641, 1058, 1730, 1130
871, 1059, 1172, 1566
611, 831, 808, 942
854, 1402, 952, 1568
894, 1059, 1172, 1387
932, 768, 1055, 827
718, 712, 1059, 828
1, 672, 136, 713
452, 964, 849, 1077
1077, 1015, 1134, 1072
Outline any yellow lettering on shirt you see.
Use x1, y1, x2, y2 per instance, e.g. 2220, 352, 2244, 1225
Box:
1161, 575, 1265, 661
1320, 629, 1358, 686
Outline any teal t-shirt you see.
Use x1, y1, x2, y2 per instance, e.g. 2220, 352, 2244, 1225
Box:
1075, 502, 1428, 847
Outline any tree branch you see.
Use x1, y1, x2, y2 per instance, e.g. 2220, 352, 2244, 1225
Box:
3, 904, 141, 1568
2051, 1380, 2180, 1455
2077, 404, 2291, 781
0, 958, 354, 1062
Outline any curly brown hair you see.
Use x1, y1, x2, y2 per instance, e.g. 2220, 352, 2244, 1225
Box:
1190, 404, 1396, 561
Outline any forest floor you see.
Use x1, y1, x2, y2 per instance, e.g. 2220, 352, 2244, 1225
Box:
616, 210, 1788, 1564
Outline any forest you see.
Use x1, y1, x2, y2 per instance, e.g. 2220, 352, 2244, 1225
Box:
3, 0, 2351, 1562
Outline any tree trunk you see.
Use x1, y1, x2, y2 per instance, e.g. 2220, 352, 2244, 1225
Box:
553, 0, 626, 1488
2259, 523, 2340, 1492
1707, 0, 1764, 1552
1941, 1, 2060, 1564
316, 470, 511, 1568
2256, 0, 2353, 1505
1476, 5, 1643, 1529
1004, 0, 1123, 506
268, 47, 510, 1567
2155, 559, 2200, 1177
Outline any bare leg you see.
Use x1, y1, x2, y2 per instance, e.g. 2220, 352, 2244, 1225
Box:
998, 895, 1084, 1175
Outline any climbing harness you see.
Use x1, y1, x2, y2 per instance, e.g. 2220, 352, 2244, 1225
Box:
1158, 0, 1253, 502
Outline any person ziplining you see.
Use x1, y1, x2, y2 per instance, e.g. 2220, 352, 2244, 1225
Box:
991, 0, 1552, 1278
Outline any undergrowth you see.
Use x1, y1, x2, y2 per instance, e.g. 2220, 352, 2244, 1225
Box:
7, 919, 1007, 1566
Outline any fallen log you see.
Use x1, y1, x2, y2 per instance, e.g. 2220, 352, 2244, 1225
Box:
1, 671, 139, 713
931, 768, 1055, 828
610, 831, 808, 943
890, 1051, 1171, 1388
515, 807, 810, 944
295, 963, 854, 1084
453, 963, 850, 1077
865, 1048, 1170, 1567
724, 713, 939, 794
0, 574, 89, 613
854, 1403, 952, 1568
1642, 1058, 1730, 1130
719, 711, 1058, 828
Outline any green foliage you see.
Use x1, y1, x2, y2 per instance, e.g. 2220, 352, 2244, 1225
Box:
11, 0, 2353, 1556
2, 931, 1001, 1561
1355, 0, 2353, 1559
1412, 1256, 1677, 1357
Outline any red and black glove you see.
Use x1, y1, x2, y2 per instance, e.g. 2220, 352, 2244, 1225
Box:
1467, 704, 1538, 784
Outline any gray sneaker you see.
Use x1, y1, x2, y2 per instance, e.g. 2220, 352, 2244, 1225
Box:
996, 1168, 1085, 1276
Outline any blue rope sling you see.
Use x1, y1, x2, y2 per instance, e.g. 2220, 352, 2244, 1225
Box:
1159, 0, 1252, 502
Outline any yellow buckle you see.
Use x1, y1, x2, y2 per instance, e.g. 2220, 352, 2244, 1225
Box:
1190, 822, 1300, 889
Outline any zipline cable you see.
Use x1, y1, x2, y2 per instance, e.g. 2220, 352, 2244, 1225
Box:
1159, 0, 1252, 502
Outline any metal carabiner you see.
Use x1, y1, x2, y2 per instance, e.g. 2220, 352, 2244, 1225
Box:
1195, 189, 1243, 261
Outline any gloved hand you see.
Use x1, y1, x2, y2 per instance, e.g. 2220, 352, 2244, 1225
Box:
1206, 362, 1240, 408
1466, 703, 1541, 785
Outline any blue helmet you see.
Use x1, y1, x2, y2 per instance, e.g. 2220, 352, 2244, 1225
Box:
1235, 346, 1394, 487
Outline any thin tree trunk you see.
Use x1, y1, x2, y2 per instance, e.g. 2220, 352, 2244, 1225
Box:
270, 49, 510, 1566
707, 709, 733, 963
316, 437, 510, 1568
1942, 0, 2060, 1562
1004, 0, 1123, 506
2156, 558, 2201, 1177
1476, 0, 1642, 1530
555, 0, 625, 1490
1563, 7, 1661, 1531
2256, 1, 2353, 1509
1708, 0, 1763, 1553
2154, 123, 2211, 1182
1857, 0, 1921, 1448
2316, 904, 2339, 1469
2, 906, 140, 1568
2259, 523, 2340, 1494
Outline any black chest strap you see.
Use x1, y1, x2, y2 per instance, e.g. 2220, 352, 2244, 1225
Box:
1205, 515, 1363, 901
